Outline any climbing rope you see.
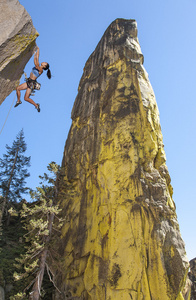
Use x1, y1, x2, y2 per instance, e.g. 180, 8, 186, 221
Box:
0, 93, 16, 136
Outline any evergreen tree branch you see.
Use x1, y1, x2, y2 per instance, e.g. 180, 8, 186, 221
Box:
13, 162, 62, 299
45, 263, 61, 294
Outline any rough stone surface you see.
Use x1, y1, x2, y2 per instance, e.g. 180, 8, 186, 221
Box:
58, 19, 189, 300
189, 258, 196, 300
0, 0, 38, 105
0, 286, 4, 300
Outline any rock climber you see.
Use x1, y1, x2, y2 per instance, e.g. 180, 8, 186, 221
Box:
14, 46, 51, 112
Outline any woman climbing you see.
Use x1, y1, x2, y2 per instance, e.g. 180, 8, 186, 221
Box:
15, 46, 51, 112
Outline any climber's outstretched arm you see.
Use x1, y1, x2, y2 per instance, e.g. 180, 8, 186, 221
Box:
34, 47, 42, 72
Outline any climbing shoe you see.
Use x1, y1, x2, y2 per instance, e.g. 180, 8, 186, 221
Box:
36, 103, 40, 112
14, 100, 22, 107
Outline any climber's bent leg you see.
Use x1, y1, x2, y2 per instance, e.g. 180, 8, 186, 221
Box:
15, 82, 27, 106
24, 88, 38, 108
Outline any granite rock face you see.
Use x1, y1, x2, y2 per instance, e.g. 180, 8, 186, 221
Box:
0, 0, 38, 105
59, 19, 189, 300
0, 286, 5, 300
189, 258, 196, 300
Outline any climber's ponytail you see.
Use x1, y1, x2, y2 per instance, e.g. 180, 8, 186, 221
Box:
47, 68, 51, 79
43, 63, 51, 79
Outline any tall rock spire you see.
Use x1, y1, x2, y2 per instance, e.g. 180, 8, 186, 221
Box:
59, 19, 189, 300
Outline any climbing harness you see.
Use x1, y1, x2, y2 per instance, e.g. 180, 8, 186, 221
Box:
24, 72, 41, 96
0, 94, 16, 136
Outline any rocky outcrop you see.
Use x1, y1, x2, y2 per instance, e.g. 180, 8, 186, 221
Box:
0, 0, 38, 105
189, 258, 196, 300
58, 19, 189, 300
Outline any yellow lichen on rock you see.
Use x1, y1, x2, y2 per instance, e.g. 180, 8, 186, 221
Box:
58, 19, 189, 300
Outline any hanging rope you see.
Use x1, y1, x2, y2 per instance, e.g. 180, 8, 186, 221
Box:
0, 93, 16, 136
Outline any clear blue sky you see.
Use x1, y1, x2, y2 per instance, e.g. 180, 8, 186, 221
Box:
0, 0, 195, 260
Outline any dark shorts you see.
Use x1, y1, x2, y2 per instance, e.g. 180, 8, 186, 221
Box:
26, 78, 41, 91
26, 78, 36, 90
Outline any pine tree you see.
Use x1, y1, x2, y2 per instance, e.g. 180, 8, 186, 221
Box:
0, 129, 31, 225
13, 162, 63, 300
